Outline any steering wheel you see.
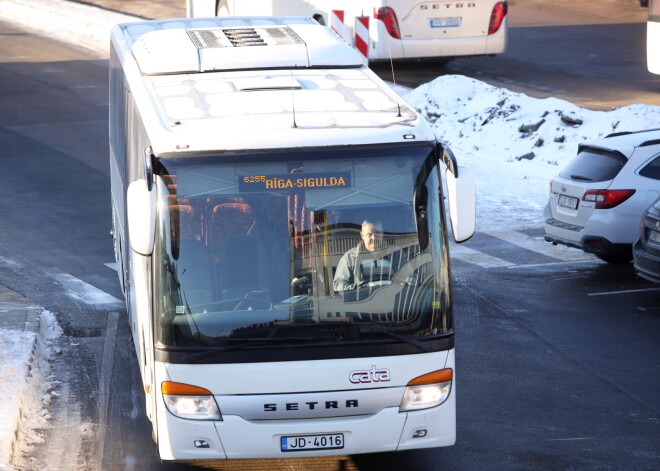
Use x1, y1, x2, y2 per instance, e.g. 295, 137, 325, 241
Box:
364, 280, 392, 288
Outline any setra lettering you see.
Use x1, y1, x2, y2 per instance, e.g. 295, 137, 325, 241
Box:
264, 399, 359, 412
440, 1, 475, 8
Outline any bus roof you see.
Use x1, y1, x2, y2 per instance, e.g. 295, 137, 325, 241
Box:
111, 17, 435, 155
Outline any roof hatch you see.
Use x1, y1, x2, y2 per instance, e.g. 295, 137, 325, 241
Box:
131, 22, 364, 75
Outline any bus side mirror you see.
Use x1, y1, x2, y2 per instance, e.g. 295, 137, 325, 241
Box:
445, 166, 476, 243
127, 179, 156, 255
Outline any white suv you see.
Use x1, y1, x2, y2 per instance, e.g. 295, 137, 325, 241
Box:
544, 129, 660, 263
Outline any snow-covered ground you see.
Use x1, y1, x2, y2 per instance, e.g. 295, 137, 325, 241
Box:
405, 76, 660, 230
0, 310, 61, 471
0, 0, 659, 468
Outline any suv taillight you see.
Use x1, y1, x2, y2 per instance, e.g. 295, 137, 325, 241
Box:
583, 189, 636, 209
488, 2, 508, 35
375, 7, 401, 39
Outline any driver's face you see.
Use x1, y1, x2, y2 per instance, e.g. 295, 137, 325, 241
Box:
361, 223, 382, 252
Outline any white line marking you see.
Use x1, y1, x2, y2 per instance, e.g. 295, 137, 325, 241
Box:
48, 270, 122, 305
104, 263, 117, 272
482, 230, 591, 262
588, 287, 660, 297
0, 255, 22, 269
450, 244, 515, 268
543, 437, 594, 442
507, 259, 600, 269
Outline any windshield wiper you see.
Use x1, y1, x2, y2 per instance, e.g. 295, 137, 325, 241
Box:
351, 323, 434, 353
570, 174, 594, 182
181, 335, 339, 362
180, 322, 435, 361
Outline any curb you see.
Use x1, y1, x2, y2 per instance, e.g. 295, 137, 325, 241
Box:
0, 285, 41, 334
0, 285, 45, 469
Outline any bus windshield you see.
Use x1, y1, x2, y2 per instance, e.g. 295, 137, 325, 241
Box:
152, 145, 453, 362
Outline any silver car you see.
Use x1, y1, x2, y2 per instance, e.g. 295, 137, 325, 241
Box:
633, 196, 660, 283
544, 129, 660, 263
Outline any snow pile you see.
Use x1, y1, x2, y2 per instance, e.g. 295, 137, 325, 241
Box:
405, 75, 660, 230
0, 311, 61, 471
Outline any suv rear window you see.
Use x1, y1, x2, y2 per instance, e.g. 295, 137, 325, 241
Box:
559, 147, 627, 182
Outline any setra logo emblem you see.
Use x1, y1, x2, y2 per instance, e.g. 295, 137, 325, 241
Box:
349, 365, 391, 384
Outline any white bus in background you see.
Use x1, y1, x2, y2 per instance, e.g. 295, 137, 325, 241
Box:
186, 0, 508, 63
110, 16, 475, 461
644, 0, 660, 74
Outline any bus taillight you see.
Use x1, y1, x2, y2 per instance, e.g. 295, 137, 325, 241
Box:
488, 1, 508, 35
375, 7, 401, 39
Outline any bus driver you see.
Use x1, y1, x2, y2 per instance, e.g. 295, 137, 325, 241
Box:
333, 220, 394, 292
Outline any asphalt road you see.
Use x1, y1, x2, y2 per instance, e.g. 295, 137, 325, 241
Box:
0, 2, 658, 470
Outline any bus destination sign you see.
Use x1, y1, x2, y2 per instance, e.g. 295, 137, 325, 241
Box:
239, 172, 352, 192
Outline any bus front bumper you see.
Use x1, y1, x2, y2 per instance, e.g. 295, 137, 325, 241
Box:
156, 394, 456, 460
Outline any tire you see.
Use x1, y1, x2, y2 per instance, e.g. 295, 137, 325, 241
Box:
427, 58, 452, 68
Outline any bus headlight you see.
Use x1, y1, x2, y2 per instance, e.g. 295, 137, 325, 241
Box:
399, 368, 452, 412
162, 381, 222, 420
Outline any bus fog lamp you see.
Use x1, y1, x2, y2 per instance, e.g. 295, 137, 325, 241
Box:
164, 395, 222, 420
400, 381, 451, 411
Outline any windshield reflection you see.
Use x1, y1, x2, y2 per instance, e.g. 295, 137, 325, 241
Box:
152, 146, 450, 351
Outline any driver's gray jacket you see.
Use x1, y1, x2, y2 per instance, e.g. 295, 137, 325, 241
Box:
333, 244, 363, 292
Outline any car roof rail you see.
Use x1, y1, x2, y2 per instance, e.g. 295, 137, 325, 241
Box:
639, 139, 660, 147
605, 128, 660, 139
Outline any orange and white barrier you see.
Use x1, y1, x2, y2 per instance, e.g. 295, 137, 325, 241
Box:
330, 10, 370, 66
354, 16, 369, 65
330, 10, 351, 44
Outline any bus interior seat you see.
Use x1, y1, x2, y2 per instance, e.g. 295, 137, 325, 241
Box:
208, 202, 257, 246
216, 235, 269, 304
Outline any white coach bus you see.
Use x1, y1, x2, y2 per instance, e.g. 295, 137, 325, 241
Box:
186, 0, 508, 62
646, 0, 660, 74
109, 16, 476, 460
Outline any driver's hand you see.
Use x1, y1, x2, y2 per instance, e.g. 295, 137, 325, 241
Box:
405, 273, 418, 286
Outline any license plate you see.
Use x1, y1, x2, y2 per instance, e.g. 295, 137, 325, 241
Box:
649, 229, 660, 246
429, 17, 461, 28
558, 194, 579, 210
281, 433, 344, 452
